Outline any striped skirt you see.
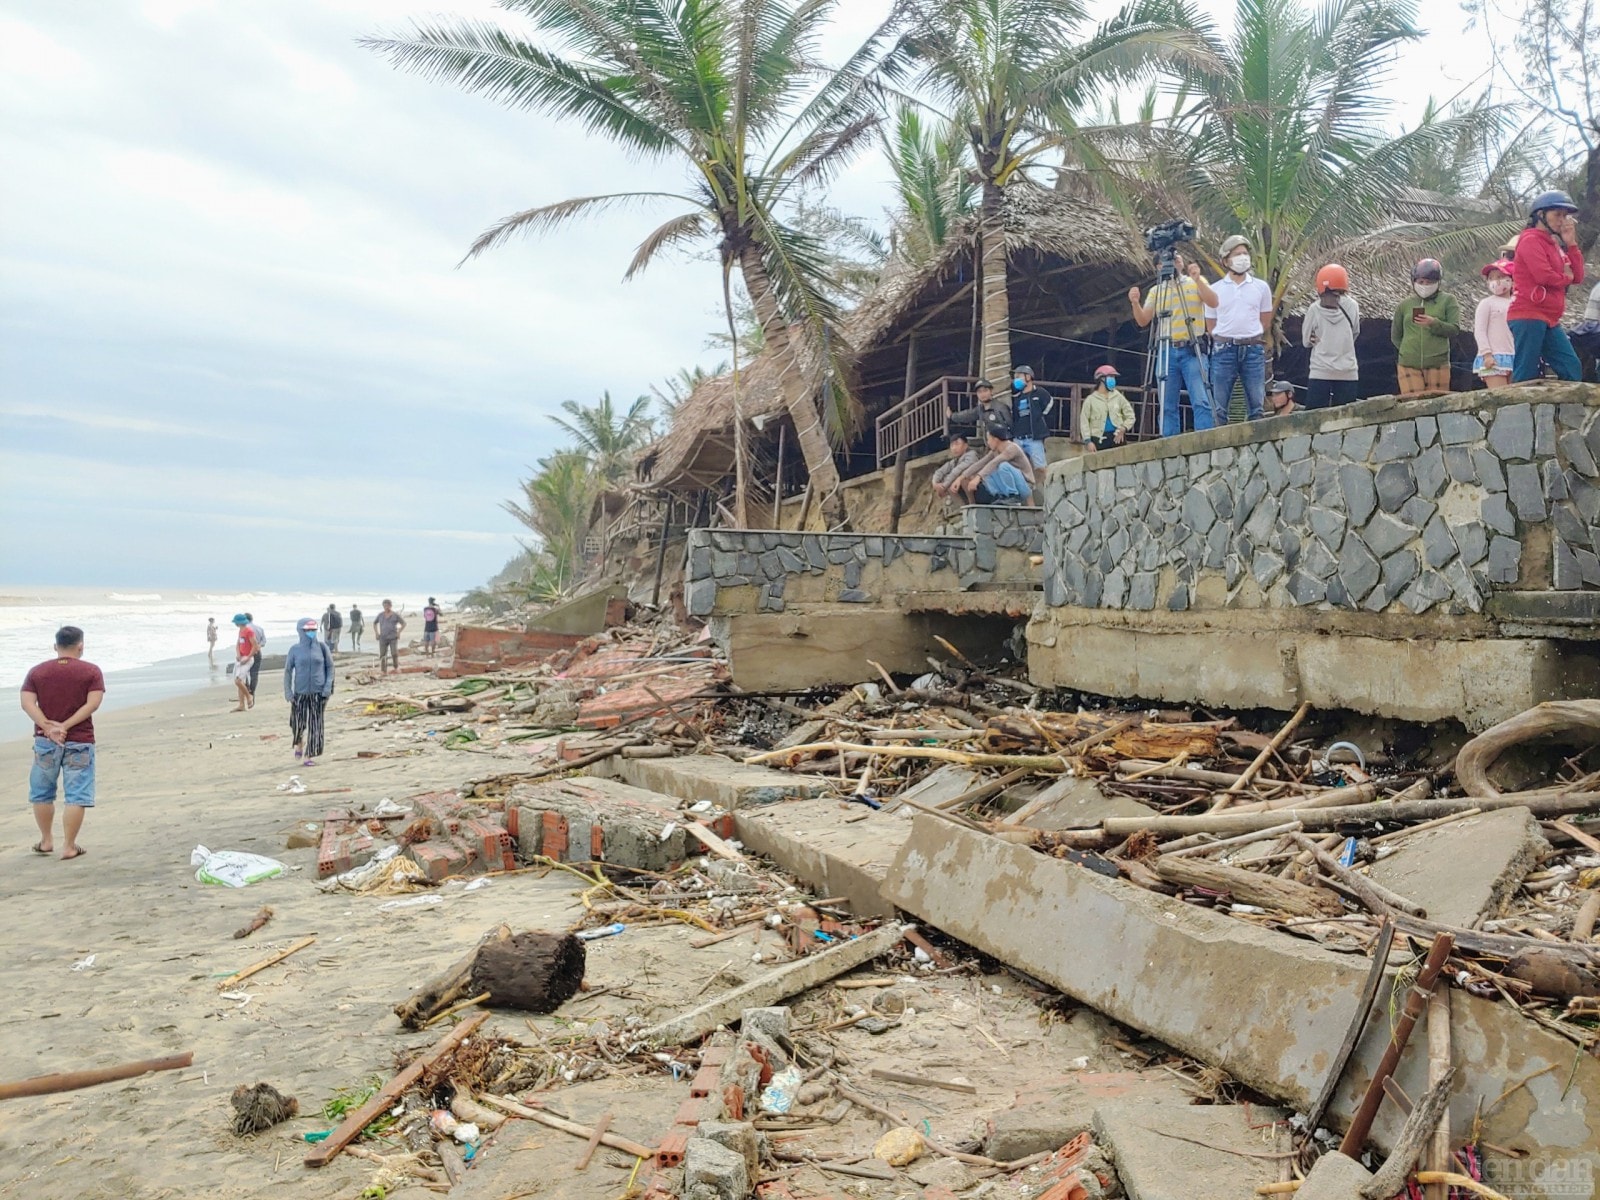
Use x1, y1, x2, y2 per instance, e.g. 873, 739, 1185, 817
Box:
290, 693, 328, 758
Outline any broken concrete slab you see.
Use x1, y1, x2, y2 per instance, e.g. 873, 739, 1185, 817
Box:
1011, 776, 1152, 830
984, 1094, 1097, 1160
883, 816, 1600, 1165
1093, 1101, 1280, 1200
892, 765, 983, 811
591, 753, 829, 810
505, 776, 690, 871
1365, 805, 1548, 926
733, 800, 912, 918
1296, 1152, 1373, 1200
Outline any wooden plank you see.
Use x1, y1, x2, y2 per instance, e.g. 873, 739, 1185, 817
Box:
869, 1067, 977, 1094
218, 935, 316, 991
685, 822, 744, 862
305, 1012, 489, 1167
0, 1052, 194, 1101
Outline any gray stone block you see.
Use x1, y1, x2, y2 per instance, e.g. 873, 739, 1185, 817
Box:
1586, 415, 1600, 470
1416, 414, 1438, 448
1571, 474, 1600, 524
1129, 572, 1158, 611
687, 577, 719, 616
1168, 584, 1189, 611
1044, 573, 1067, 606
1455, 520, 1489, 567
1182, 486, 1217, 535
1115, 464, 1138, 491
1481, 492, 1516, 536
775, 545, 806, 575
1341, 424, 1377, 461
1237, 476, 1268, 526
1339, 464, 1377, 525
1578, 546, 1600, 587
1140, 460, 1163, 490
1487, 535, 1521, 584
1438, 410, 1485, 445
1253, 552, 1285, 590
1139, 537, 1162, 572
1104, 568, 1128, 608
1281, 433, 1312, 463
1312, 431, 1342, 457
684, 1136, 750, 1200
1473, 447, 1506, 492
1414, 444, 1447, 499
1379, 547, 1419, 600
1259, 442, 1288, 494
1560, 429, 1599, 477
1204, 521, 1229, 569
1535, 403, 1557, 456
837, 587, 870, 603
1443, 445, 1478, 483
1422, 514, 1458, 568
1373, 420, 1419, 462
1281, 489, 1307, 526
842, 558, 862, 589
1487, 402, 1535, 461
1361, 511, 1416, 558
1561, 402, 1589, 428
1399, 496, 1436, 530
1286, 571, 1326, 605
1375, 460, 1417, 512
1326, 575, 1350, 607
1555, 537, 1581, 590
1187, 451, 1211, 475
1553, 504, 1590, 547
1544, 458, 1570, 502
1244, 494, 1279, 544
738, 551, 761, 574
1308, 506, 1346, 548
1338, 536, 1381, 603
1288, 457, 1314, 487
1443, 557, 1484, 612
1225, 555, 1243, 588
1281, 529, 1302, 568
1507, 461, 1547, 523
1303, 536, 1339, 579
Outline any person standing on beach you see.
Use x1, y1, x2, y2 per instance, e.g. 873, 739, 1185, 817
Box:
348, 604, 364, 652
206, 618, 218, 666
422, 597, 442, 658
21, 626, 104, 860
231, 614, 258, 711
373, 600, 405, 674
284, 618, 335, 765
321, 603, 343, 651
244, 612, 266, 699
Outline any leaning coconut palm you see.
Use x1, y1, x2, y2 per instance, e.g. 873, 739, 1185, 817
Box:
891, 0, 1214, 381
503, 451, 600, 597
1131, 0, 1508, 323
365, 0, 897, 530
551, 391, 657, 485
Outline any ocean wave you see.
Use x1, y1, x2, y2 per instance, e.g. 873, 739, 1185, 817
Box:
108, 592, 164, 601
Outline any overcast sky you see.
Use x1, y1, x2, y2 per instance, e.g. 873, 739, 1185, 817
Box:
0, 0, 1479, 593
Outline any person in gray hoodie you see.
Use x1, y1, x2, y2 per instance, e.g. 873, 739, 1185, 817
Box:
283, 617, 335, 765
1301, 263, 1361, 408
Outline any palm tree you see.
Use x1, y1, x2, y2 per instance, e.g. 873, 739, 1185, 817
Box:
892, 0, 1213, 381
1137, 0, 1507, 318
551, 391, 656, 483
650, 362, 727, 419
365, 0, 897, 531
883, 102, 977, 265
503, 451, 599, 595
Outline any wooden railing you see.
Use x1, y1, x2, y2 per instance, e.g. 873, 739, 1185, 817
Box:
875, 376, 1161, 468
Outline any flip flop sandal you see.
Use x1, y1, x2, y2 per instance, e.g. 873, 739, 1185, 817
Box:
31, 843, 51, 855
62, 847, 87, 861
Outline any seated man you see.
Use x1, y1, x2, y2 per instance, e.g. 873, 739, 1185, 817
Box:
957, 426, 1036, 506
930, 433, 982, 501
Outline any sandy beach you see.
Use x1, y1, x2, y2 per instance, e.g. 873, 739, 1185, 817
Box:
1, 651, 1120, 1200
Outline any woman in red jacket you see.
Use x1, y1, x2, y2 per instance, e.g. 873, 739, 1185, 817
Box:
1510, 190, 1585, 383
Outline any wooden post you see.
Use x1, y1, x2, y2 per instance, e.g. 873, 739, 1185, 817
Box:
771, 423, 786, 528
650, 499, 673, 610
889, 334, 920, 535
1425, 986, 1452, 1200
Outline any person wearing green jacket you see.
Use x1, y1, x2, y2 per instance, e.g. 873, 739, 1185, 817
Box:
1390, 258, 1460, 395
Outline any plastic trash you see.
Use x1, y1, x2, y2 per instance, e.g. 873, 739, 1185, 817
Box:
276, 775, 307, 795
71, 954, 96, 971
378, 895, 443, 911
1337, 837, 1359, 868
191, 845, 286, 888
759, 1065, 804, 1114
373, 797, 410, 818
453, 1123, 480, 1144
576, 923, 626, 941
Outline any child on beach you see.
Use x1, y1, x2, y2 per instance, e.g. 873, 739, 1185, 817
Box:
1473, 259, 1515, 389
231, 614, 257, 711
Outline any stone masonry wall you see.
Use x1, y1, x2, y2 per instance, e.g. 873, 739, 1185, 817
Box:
686, 529, 996, 617
1042, 387, 1600, 618
963, 504, 1046, 555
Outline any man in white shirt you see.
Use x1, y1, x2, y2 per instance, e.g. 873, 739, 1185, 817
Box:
1204, 234, 1274, 421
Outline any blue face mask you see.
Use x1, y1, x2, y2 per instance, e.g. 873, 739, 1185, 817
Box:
1103, 378, 1117, 390
302, 628, 317, 640
1012, 378, 1024, 391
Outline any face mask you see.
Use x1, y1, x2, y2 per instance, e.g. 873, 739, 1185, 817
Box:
1103, 378, 1117, 390
302, 628, 316, 640
1012, 378, 1025, 391
1319, 291, 1342, 308
1414, 282, 1438, 298
1489, 279, 1511, 296
1229, 254, 1251, 273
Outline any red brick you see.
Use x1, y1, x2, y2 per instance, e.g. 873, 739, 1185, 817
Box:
408, 842, 467, 882
654, 1129, 691, 1169
688, 1063, 720, 1098
462, 817, 515, 872
541, 812, 569, 861
505, 806, 520, 840
672, 1097, 705, 1127
590, 823, 605, 861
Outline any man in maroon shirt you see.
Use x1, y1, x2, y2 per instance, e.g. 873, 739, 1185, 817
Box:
20, 626, 105, 860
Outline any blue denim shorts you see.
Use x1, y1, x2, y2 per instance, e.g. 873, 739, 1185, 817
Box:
30, 738, 96, 807
1015, 438, 1048, 469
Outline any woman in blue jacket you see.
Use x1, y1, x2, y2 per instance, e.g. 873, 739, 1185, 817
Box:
283, 617, 336, 765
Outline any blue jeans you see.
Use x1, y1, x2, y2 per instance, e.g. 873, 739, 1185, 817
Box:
977, 462, 1031, 503
1209, 341, 1266, 421
1158, 341, 1213, 434
1510, 319, 1583, 383
30, 738, 96, 807
1014, 438, 1047, 469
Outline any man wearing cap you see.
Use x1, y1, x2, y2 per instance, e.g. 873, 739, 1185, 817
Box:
1008, 366, 1055, 469
954, 426, 1036, 506
948, 379, 1011, 439
1129, 253, 1218, 433
1265, 380, 1299, 416
1204, 235, 1274, 421
1510, 190, 1585, 383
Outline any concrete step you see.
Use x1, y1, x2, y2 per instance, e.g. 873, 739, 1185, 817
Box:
506, 775, 704, 871
591, 753, 829, 810
1092, 1101, 1283, 1200
732, 798, 915, 918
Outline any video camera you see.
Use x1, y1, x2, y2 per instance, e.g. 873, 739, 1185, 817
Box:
1143, 218, 1197, 255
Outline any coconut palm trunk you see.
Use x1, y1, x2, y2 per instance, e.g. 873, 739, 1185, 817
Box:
977, 179, 1013, 384
739, 244, 848, 530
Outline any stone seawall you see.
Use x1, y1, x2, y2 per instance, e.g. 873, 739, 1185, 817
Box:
1029, 383, 1600, 726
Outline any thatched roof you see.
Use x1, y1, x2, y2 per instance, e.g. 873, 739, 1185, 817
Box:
636, 353, 789, 492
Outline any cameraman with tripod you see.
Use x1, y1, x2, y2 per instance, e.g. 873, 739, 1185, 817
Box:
1130, 241, 1218, 436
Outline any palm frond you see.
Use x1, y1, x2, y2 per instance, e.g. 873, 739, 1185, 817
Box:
465, 191, 700, 261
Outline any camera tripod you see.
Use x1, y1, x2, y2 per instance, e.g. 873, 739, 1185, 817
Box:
1140, 247, 1208, 437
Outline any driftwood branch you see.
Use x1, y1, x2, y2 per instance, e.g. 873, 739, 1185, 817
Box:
1454, 700, 1600, 798
1359, 1065, 1458, 1200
